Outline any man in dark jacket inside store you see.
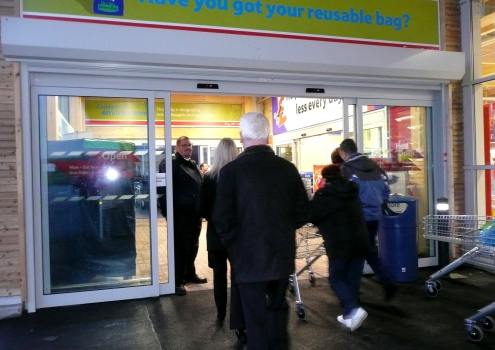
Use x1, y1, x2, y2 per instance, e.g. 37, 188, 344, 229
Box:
159, 136, 207, 296
339, 138, 397, 301
214, 112, 309, 350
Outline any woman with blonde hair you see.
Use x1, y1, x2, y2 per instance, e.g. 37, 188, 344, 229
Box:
201, 138, 246, 344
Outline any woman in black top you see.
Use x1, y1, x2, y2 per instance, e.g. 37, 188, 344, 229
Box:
201, 138, 246, 342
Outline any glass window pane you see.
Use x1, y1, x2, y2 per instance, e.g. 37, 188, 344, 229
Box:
480, 81, 495, 215
39, 96, 152, 294
276, 144, 293, 161
362, 105, 432, 257
347, 104, 356, 139
272, 97, 347, 193
475, 0, 495, 78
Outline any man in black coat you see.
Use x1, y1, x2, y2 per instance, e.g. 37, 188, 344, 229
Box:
159, 136, 207, 296
214, 112, 309, 349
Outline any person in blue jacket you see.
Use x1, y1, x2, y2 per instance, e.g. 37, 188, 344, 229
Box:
339, 138, 397, 301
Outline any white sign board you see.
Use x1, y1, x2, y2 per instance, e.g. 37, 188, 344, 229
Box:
156, 173, 166, 187
273, 98, 344, 135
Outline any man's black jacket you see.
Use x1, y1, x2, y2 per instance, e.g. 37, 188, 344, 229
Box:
213, 145, 309, 284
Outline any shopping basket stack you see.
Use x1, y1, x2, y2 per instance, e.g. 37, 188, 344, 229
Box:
423, 215, 495, 342
289, 224, 326, 320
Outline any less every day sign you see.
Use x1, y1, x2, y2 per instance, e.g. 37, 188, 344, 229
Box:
23, 0, 439, 49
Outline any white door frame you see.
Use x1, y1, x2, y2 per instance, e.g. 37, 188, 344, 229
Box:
156, 92, 176, 295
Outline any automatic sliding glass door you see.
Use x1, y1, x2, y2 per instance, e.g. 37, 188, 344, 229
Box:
33, 88, 163, 307
357, 100, 434, 265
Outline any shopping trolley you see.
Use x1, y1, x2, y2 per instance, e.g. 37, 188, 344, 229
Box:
289, 224, 327, 320
423, 215, 495, 342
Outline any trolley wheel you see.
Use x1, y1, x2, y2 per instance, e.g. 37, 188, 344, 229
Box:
309, 273, 316, 286
433, 280, 442, 291
424, 283, 439, 298
466, 325, 484, 343
296, 304, 306, 320
480, 316, 495, 332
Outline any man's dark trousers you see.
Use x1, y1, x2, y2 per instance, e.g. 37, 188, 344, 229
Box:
184, 218, 202, 280
238, 279, 289, 350
174, 211, 201, 285
365, 220, 392, 285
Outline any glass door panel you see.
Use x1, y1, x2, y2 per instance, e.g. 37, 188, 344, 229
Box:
271, 97, 348, 194
482, 85, 495, 216
38, 94, 155, 297
344, 103, 356, 140
361, 104, 431, 257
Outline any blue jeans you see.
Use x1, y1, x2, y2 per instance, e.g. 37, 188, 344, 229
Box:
329, 257, 365, 317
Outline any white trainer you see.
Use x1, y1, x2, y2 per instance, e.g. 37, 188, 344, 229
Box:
337, 314, 352, 329
349, 307, 368, 331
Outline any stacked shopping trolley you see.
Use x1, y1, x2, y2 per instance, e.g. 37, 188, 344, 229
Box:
423, 215, 495, 342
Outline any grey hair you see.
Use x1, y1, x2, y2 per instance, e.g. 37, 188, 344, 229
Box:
209, 138, 238, 178
240, 112, 270, 141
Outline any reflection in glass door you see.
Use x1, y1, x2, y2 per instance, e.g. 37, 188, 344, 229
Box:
35, 91, 160, 307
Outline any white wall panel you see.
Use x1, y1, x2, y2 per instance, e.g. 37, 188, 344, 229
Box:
2, 17, 464, 83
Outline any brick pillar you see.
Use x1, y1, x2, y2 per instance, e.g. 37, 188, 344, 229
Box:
0, 1, 23, 306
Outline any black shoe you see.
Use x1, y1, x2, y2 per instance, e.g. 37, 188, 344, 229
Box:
185, 275, 208, 284
234, 329, 247, 345
384, 284, 398, 301
216, 312, 225, 326
175, 284, 187, 296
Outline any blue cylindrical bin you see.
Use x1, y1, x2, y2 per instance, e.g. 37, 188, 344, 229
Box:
378, 194, 418, 283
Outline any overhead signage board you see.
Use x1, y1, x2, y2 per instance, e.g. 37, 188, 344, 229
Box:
84, 98, 242, 127
272, 97, 344, 135
23, 0, 439, 49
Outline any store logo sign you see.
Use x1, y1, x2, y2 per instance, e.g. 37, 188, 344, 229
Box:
93, 0, 124, 16
386, 202, 408, 214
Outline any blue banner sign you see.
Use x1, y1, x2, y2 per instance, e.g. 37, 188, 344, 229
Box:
93, 0, 124, 16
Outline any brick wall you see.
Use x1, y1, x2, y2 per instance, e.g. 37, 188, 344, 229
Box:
0, 0, 22, 298
442, 0, 464, 215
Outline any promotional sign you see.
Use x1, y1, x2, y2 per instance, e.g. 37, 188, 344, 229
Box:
272, 97, 344, 135
83, 98, 242, 126
23, 0, 439, 49
313, 164, 326, 193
